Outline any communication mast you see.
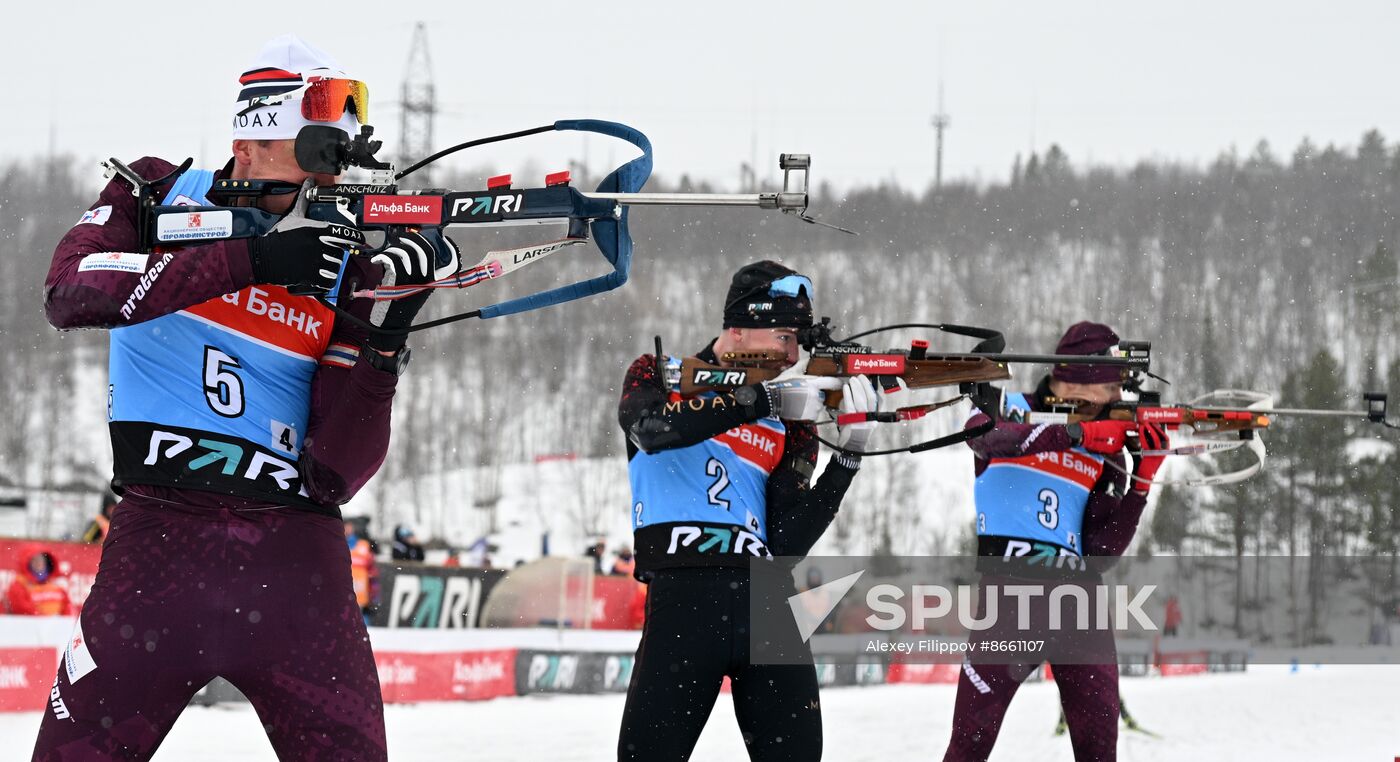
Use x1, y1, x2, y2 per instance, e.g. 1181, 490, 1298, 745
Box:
930, 80, 950, 191
399, 22, 437, 185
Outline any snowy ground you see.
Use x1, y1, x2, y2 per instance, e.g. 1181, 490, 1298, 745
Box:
2, 664, 1396, 760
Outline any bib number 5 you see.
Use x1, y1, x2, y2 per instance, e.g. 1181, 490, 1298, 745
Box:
203, 346, 245, 418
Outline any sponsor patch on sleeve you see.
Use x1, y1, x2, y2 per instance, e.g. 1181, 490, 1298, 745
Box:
64, 619, 97, 685
77, 205, 113, 226
77, 252, 149, 274
155, 210, 233, 242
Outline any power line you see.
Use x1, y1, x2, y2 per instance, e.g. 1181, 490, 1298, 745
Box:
399, 22, 437, 184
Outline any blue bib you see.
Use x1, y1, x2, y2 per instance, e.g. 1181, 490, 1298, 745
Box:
629, 358, 788, 539
627, 356, 790, 571
973, 393, 1105, 555
106, 171, 338, 506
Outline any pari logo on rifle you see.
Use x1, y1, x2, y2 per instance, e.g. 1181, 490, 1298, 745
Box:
448, 191, 525, 220
692, 368, 750, 387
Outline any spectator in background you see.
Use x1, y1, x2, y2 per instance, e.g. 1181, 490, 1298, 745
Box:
391, 525, 426, 562
345, 520, 379, 626
796, 566, 839, 637
610, 545, 636, 577
80, 492, 120, 544
349, 515, 380, 556
1164, 595, 1182, 637
585, 538, 606, 575
4, 547, 74, 616
464, 536, 498, 568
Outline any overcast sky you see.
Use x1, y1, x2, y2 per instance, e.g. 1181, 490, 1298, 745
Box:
8, 1, 1400, 191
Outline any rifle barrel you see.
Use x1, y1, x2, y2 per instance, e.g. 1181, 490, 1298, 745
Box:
1241, 407, 1371, 418
580, 191, 807, 210
971, 352, 1147, 367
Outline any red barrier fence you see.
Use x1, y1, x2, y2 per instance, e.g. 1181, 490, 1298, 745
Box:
375, 648, 517, 703
0, 648, 54, 712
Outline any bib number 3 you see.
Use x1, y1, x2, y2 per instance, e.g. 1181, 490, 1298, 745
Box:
1036, 488, 1060, 530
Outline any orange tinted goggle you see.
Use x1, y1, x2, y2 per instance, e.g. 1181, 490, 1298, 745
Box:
237, 77, 368, 124
301, 77, 369, 124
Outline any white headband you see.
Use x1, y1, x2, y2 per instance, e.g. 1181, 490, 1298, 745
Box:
231, 99, 359, 141
234, 35, 359, 140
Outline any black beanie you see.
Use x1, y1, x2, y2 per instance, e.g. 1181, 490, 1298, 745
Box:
722, 260, 814, 329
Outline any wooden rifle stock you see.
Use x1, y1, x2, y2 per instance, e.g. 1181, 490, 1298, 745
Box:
677, 358, 780, 396
1046, 398, 1272, 433
678, 350, 1011, 407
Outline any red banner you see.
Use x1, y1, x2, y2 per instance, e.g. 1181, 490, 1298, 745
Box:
886, 660, 961, 684
0, 647, 56, 712
1158, 651, 1210, 676
374, 649, 517, 703
0, 538, 102, 609
589, 577, 645, 630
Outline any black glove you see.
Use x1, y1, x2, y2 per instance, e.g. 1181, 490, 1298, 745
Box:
366, 229, 460, 350
249, 180, 367, 292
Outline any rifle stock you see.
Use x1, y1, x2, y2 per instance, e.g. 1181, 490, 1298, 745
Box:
677, 351, 1011, 407
677, 358, 780, 396
1044, 399, 1272, 434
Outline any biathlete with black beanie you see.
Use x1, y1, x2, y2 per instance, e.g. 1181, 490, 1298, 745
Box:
616, 261, 881, 761
942, 321, 1168, 762
34, 35, 456, 761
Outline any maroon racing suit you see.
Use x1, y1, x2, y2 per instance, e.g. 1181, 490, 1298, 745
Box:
943, 377, 1149, 762
33, 157, 398, 761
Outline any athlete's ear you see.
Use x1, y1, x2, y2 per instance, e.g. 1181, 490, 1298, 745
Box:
231, 140, 255, 168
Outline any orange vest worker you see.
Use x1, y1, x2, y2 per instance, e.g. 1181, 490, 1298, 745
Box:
5, 548, 75, 616
348, 536, 377, 609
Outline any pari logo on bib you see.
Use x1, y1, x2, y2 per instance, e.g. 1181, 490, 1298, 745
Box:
232, 34, 364, 142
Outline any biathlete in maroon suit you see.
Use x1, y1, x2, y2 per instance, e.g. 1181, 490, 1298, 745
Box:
942, 322, 1168, 762
32, 35, 457, 762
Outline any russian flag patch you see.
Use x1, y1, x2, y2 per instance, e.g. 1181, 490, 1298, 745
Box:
320, 342, 360, 368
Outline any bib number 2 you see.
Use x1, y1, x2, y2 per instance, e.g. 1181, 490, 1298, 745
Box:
706, 458, 731, 511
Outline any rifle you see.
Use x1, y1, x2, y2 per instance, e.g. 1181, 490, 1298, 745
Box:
668, 317, 1154, 455
1016, 388, 1396, 487
102, 120, 849, 335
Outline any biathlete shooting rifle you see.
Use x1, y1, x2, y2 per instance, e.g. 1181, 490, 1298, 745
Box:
101, 120, 849, 335
667, 316, 1154, 456
1016, 384, 1396, 487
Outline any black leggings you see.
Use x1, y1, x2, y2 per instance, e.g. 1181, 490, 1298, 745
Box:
617, 567, 823, 761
